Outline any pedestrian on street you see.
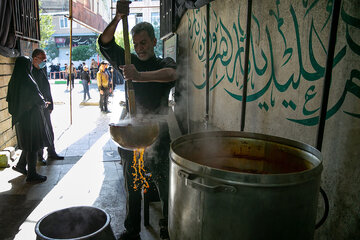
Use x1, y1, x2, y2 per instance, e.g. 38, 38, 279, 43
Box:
63, 63, 68, 81
77, 63, 83, 79
99, 1, 177, 239
66, 62, 76, 91
107, 64, 115, 96
97, 61, 112, 113
81, 65, 91, 101
55, 63, 61, 79
90, 58, 98, 80
6, 56, 53, 183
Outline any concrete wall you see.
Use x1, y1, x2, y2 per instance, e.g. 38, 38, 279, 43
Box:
175, 0, 360, 239
0, 55, 16, 150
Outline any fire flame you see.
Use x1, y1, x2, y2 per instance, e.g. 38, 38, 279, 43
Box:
132, 148, 150, 193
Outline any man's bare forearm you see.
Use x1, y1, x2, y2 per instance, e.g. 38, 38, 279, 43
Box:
100, 16, 121, 44
136, 68, 177, 83
100, 1, 129, 44
120, 64, 177, 82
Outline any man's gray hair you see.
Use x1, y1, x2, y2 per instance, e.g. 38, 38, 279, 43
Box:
131, 22, 155, 40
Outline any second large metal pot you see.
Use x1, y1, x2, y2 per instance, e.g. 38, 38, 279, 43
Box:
169, 131, 323, 240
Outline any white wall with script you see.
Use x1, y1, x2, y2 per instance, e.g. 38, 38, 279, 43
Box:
175, 0, 360, 239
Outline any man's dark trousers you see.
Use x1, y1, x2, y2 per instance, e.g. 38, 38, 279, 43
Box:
100, 88, 110, 111
120, 122, 170, 234
38, 108, 56, 157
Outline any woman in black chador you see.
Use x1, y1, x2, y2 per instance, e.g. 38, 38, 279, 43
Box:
6, 56, 53, 183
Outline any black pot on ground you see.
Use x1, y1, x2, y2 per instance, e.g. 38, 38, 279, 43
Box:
35, 206, 116, 240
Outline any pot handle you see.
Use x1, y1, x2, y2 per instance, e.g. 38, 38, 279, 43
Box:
178, 170, 237, 193
315, 186, 329, 229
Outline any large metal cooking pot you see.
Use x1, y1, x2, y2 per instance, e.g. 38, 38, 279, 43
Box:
169, 131, 324, 240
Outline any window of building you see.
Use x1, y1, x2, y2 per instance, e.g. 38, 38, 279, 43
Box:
132, 13, 143, 24
13, 0, 40, 41
1, 0, 40, 56
151, 12, 160, 26
60, 17, 69, 28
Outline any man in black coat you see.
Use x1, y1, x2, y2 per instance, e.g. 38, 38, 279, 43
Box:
31, 49, 64, 163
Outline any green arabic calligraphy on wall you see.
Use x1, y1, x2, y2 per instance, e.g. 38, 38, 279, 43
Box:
187, 0, 360, 126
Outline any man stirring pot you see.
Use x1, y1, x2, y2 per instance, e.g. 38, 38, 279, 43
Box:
99, 1, 176, 239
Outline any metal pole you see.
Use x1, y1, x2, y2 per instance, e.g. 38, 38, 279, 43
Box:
240, 0, 252, 131
69, 0, 73, 125
204, 3, 210, 129
316, 0, 342, 151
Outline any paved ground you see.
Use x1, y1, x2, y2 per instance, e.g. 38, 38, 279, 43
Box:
0, 81, 169, 240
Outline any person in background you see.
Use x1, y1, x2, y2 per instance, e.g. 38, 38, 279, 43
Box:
31, 49, 64, 163
77, 63, 83, 79
81, 61, 86, 76
108, 65, 115, 90
55, 63, 61, 79
112, 67, 122, 86
66, 62, 76, 90
97, 61, 112, 113
63, 63, 68, 81
7, 56, 53, 183
90, 58, 98, 80
49, 63, 56, 79
99, 2, 177, 239
81, 65, 91, 101
105, 63, 114, 96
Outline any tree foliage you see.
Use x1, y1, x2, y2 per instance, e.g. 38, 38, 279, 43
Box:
40, 15, 55, 49
45, 40, 59, 61
97, 29, 133, 59
39, 1, 55, 49
114, 30, 134, 52
72, 39, 97, 61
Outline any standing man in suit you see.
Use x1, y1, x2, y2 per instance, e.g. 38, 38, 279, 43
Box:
31, 49, 64, 163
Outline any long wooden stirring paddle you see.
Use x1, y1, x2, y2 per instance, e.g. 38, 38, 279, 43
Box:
119, 0, 136, 117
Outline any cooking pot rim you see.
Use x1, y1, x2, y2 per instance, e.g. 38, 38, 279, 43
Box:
170, 131, 322, 186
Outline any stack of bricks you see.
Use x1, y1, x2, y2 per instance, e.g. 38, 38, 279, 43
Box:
0, 55, 17, 150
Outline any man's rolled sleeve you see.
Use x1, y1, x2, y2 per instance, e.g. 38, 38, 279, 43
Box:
161, 57, 177, 70
98, 35, 125, 71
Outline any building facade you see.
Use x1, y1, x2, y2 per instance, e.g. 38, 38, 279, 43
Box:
42, 0, 161, 68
